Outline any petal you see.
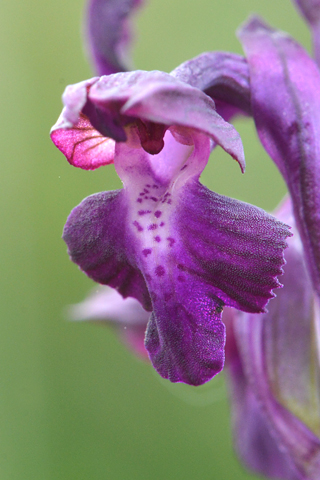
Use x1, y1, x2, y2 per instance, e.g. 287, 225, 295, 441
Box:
62, 189, 152, 311
70, 286, 150, 359
171, 51, 251, 117
235, 310, 320, 480
174, 181, 291, 313
292, 0, 320, 66
224, 309, 302, 480
230, 199, 320, 479
86, 0, 143, 76
268, 198, 320, 437
238, 17, 320, 298
57, 77, 99, 126
51, 113, 115, 169
70, 285, 150, 324
145, 276, 226, 386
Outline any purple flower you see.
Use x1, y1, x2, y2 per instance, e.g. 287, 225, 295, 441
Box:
51, 69, 290, 386
225, 198, 320, 480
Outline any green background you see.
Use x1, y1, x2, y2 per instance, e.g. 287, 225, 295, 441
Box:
0, 0, 309, 479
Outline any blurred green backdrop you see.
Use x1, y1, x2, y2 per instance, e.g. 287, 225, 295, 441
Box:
0, 0, 310, 479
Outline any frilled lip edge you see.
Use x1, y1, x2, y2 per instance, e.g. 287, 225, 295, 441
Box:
62, 180, 291, 386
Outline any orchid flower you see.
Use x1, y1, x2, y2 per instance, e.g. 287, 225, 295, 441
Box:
51, 70, 290, 386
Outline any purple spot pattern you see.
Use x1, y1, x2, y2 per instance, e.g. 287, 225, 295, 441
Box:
148, 224, 158, 231
131, 182, 178, 285
155, 265, 165, 277
167, 237, 175, 247
133, 220, 143, 232
138, 210, 152, 216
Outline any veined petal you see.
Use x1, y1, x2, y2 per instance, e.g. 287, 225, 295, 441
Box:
238, 17, 320, 298
143, 176, 290, 384
175, 181, 290, 313
51, 113, 115, 169
63, 189, 152, 311
171, 52, 251, 118
70, 286, 150, 359
86, 0, 143, 75
292, 0, 320, 66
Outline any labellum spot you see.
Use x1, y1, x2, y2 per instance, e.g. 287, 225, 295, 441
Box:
155, 265, 165, 277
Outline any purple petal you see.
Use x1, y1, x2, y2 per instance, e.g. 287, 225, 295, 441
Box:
63, 189, 152, 311
86, 0, 143, 75
145, 276, 226, 386
238, 17, 320, 298
292, 0, 320, 66
265, 199, 320, 437
70, 286, 150, 359
227, 198, 320, 479
224, 309, 302, 480
174, 181, 290, 313
171, 52, 251, 118
51, 113, 115, 169
63, 175, 290, 385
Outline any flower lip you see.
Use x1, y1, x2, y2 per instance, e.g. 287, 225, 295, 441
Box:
51, 70, 246, 171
